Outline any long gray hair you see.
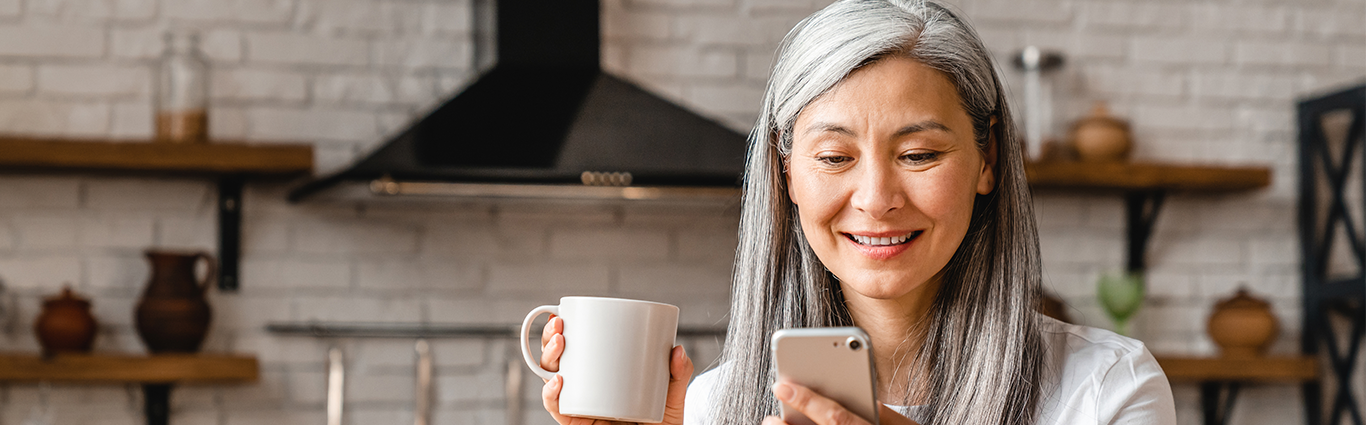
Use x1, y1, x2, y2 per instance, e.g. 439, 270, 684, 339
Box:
715, 1, 1045, 424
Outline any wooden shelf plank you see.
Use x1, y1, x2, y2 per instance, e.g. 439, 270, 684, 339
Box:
0, 353, 258, 383
0, 137, 313, 176
1026, 161, 1271, 192
1155, 356, 1317, 383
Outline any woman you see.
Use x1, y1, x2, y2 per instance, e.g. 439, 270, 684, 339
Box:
539, 1, 1175, 424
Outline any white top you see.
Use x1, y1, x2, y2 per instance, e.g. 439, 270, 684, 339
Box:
684, 317, 1176, 424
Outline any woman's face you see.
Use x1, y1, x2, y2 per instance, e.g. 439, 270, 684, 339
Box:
786, 56, 995, 302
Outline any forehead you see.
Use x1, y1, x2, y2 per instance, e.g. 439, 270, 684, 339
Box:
795, 56, 968, 132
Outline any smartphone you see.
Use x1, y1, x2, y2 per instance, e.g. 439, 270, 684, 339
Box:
772, 327, 879, 425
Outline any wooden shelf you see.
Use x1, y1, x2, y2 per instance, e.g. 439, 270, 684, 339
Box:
0, 353, 258, 384
1026, 161, 1271, 192
0, 137, 313, 176
1155, 355, 1317, 383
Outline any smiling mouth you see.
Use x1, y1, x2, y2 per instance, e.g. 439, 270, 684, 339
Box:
845, 231, 922, 247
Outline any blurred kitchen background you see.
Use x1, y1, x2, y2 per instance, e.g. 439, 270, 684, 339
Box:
0, 0, 1362, 424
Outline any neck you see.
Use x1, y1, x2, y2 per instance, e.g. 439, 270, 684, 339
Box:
841, 278, 940, 404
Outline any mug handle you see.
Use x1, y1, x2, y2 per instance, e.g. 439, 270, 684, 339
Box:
520, 305, 560, 381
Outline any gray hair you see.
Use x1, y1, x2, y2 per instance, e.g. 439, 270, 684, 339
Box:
715, 1, 1045, 425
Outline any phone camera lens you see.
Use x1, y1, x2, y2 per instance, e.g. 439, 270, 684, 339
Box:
847, 338, 862, 351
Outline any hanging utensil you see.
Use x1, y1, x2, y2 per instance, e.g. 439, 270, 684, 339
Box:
414, 339, 432, 425
506, 357, 523, 425
327, 346, 345, 425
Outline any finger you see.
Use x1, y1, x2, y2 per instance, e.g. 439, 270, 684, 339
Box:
540, 333, 564, 373
773, 381, 872, 425
541, 374, 574, 425
877, 404, 922, 425
540, 315, 561, 349
660, 345, 695, 425
762, 417, 789, 425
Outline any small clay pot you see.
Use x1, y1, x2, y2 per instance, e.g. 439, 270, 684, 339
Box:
34, 286, 98, 354
1070, 102, 1132, 162
1207, 288, 1279, 358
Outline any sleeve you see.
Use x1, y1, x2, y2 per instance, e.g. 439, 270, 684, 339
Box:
684, 368, 720, 425
1095, 345, 1177, 425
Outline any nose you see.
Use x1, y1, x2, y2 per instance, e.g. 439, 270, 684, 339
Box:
849, 158, 906, 219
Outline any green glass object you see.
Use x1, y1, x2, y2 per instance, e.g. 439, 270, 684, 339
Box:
1097, 272, 1144, 335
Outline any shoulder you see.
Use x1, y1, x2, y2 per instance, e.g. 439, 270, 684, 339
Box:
1036, 316, 1176, 424
1038, 315, 1149, 366
684, 364, 728, 425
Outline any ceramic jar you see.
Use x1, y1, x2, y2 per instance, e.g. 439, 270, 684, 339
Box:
34, 286, 98, 354
1207, 288, 1279, 358
1070, 102, 1132, 162
135, 250, 215, 353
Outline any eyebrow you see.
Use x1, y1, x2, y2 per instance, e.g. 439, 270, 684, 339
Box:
802, 120, 953, 138
894, 120, 953, 137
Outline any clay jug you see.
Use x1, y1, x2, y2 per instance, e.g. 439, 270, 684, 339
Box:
34, 286, 98, 354
1207, 288, 1279, 358
135, 251, 214, 353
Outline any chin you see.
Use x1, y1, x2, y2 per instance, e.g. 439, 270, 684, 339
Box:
837, 272, 929, 300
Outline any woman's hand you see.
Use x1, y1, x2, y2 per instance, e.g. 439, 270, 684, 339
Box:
539, 315, 696, 425
762, 381, 921, 425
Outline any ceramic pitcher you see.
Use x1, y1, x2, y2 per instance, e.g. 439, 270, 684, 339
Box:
135, 250, 214, 353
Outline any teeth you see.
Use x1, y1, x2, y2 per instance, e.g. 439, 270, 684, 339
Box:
850, 233, 916, 246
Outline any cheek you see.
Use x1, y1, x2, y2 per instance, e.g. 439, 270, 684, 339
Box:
914, 166, 981, 230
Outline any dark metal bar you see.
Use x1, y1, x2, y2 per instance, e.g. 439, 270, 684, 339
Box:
142, 384, 171, 425
265, 322, 728, 339
1198, 382, 1241, 425
1200, 382, 1221, 425
1124, 191, 1165, 273
217, 176, 245, 291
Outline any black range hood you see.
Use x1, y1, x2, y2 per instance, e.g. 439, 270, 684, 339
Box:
288, 0, 749, 202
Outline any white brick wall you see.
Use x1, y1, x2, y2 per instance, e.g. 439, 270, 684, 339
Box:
0, 0, 1361, 423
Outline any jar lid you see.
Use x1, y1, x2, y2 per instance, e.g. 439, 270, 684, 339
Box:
1215, 288, 1270, 310
44, 286, 90, 309
1074, 102, 1129, 130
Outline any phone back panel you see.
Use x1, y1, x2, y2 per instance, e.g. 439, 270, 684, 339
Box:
772, 327, 879, 425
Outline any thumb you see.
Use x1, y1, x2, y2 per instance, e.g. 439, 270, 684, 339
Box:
661, 345, 695, 425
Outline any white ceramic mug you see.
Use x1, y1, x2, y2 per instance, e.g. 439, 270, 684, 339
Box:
520, 296, 680, 423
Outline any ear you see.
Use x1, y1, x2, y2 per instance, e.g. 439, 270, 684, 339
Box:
785, 159, 798, 203
976, 116, 999, 195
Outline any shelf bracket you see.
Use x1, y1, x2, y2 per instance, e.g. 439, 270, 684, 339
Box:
143, 384, 171, 425
1125, 191, 1166, 273
217, 176, 244, 292
1199, 381, 1242, 425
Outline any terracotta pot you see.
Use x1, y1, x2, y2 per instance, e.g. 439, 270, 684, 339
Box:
1207, 288, 1279, 358
1070, 102, 1132, 162
34, 286, 98, 354
135, 251, 214, 353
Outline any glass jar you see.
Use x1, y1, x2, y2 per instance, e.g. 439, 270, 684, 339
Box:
155, 31, 209, 144
1011, 46, 1065, 162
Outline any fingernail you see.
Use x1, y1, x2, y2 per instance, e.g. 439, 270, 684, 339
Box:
772, 382, 793, 401
553, 375, 562, 387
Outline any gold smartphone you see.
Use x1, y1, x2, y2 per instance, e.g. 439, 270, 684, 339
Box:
772, 327, 880, 425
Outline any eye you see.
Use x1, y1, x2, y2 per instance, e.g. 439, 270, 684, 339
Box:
816, 155, 852, 165
901, 151, 940, 164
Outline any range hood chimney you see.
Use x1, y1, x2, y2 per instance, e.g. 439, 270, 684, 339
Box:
288, 0, 749, 202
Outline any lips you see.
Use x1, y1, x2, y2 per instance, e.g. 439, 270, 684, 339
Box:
841, 230, 921, 260
845, 232, 920, 246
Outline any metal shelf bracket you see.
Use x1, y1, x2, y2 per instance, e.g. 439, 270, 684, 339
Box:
1125, 190, 1166, 273
217, 176, 244, 292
